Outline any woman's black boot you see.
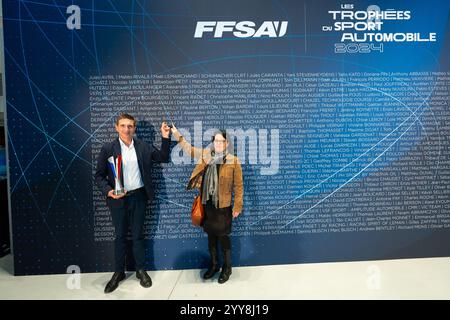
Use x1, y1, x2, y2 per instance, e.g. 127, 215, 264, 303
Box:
218, 249, 232, 284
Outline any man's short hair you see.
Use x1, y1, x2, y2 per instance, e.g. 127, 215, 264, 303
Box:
115, 113, 136, 126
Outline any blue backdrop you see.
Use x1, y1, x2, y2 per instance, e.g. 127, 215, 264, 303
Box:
3, 0, 450, 275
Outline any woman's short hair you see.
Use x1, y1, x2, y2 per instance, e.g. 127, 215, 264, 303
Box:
211, 129, 227, 142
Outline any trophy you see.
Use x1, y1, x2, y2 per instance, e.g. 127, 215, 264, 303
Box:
108, 155, 125, 195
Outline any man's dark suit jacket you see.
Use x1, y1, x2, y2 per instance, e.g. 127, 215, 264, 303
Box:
95, 137, 170, 208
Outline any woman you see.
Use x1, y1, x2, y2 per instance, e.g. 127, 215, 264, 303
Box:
171, 125, 243, 283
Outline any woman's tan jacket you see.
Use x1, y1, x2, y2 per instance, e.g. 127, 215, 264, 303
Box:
173, 130, 243, 213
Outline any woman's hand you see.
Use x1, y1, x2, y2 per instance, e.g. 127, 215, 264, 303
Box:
171, 123, 183, 142
232, 211, 240, 219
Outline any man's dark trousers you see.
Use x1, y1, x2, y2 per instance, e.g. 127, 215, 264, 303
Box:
110, 189, 147, 271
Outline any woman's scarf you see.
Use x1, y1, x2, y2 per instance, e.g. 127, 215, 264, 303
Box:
201, 151, 227, 208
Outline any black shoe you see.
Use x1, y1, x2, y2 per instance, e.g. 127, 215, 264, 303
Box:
104, 272, 126, 294
136, 270, 152, 288
203, 265, 220, 280
218, 267, 232, 284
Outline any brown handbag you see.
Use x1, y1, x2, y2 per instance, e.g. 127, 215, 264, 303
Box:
191, 194, 204, 227
188, 167, 206, 227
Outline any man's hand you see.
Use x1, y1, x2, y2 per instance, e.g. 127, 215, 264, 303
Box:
232, 211, 240, 219
108, 189, 127, 199
161, 122, 171, 138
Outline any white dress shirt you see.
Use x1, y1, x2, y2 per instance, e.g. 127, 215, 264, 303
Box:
119, 138, 144, 191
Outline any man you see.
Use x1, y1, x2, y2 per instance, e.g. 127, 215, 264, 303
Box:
95, 113, 171, 293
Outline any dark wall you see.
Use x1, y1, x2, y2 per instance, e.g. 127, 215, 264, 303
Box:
0, 121, 9, 258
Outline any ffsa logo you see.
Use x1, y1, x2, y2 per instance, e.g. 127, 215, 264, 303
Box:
194, 21, 288, 38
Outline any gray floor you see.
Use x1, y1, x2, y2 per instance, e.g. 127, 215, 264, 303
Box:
0, 254, 449, 299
